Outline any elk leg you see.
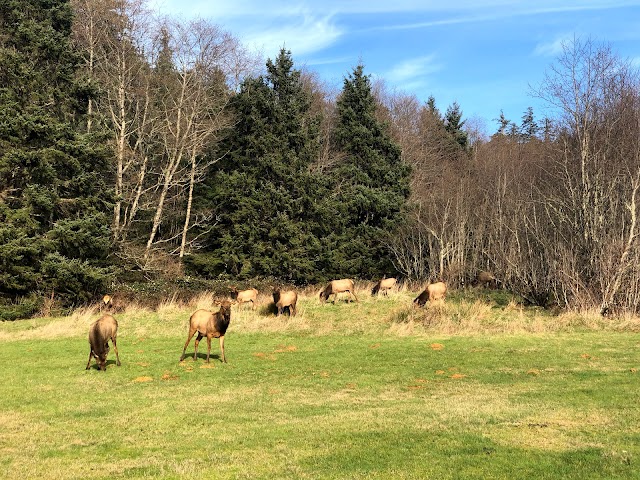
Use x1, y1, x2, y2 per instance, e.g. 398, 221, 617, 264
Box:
219, 335, 226, 363
194, 333, 203, 361
180, 329, 195, 361
351, 290, 359, 303
111, 336, 121, 366
86, 349, 93, 370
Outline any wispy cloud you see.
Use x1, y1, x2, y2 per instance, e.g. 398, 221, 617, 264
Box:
176, 0, 640, 17
533, 34, 574, 57
361, 3, 640, 33
241, 13, 344, 58
305, 56, 353, 67
384, 55, 442, 90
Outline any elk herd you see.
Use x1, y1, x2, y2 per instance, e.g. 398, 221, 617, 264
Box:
88, 273, 500, 371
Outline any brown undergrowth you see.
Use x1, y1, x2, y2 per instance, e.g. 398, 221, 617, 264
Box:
2, 284, 639, 342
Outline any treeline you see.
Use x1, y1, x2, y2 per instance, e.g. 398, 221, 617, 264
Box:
1, 0, 640, 317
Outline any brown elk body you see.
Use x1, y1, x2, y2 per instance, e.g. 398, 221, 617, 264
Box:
230, 287, 258, 309
475, 271, 497, 288
413, 282, 447, 307
371, 277, 397, 296
319, 279, 358, 303
272, 289, 298, 316
86, 315, 121, 371
180, 300, 232, 363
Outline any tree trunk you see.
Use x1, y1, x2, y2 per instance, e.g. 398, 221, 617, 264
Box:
179, 146, 198, 258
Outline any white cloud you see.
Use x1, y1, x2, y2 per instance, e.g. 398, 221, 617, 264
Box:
533, 34, 574, 57
179, 0, 640, 17
162, 1, 640, 28
242, 13, 344, 58
385, 55, 442, 86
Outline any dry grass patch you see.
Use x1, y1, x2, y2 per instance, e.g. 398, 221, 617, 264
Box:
491, 409, 613, 451
389, 297, 640, 335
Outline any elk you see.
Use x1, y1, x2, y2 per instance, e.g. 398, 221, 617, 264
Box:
413, 282, 447, 307
102, 294, 112, 308
475, 271, 498, 289
319, 279, 358, 304
180, 299, 232, 363
86, 315, 121, 371
371, 277, 397, 296
272, 289, 298, 316
229, 287, 258, 309
98, 294, 113, 313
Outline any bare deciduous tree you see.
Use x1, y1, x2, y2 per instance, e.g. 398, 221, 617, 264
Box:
533, 37, 640, 312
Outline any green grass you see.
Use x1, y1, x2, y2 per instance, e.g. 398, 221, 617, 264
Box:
1, 288, 639, 479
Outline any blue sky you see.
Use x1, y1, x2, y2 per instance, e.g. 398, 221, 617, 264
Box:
149, 1, 640, 133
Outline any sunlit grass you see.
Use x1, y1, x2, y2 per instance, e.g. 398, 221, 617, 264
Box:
1, 286, 639, 479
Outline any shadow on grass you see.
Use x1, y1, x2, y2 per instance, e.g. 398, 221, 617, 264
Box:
179, 352, 224, 362
86, 358, 120, 371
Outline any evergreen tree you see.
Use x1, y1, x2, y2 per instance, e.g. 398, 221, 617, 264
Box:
494, 110, 511, 135
188, 48, 325, 283
426, 95, 440, 119
327, 64, 411, 278
519, 106, 539, 141
443, 101, 468, 149
0, 0, 113, 308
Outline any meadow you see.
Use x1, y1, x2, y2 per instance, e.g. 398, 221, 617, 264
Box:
1, 285, 639, 479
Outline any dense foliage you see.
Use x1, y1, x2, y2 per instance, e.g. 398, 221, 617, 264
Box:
188, 58, 411, 283
186, 49, 328, 283
326, 65, 411, 278
0, 0, 113, 315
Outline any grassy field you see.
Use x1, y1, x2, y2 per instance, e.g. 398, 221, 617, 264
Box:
1, 286, 639, 479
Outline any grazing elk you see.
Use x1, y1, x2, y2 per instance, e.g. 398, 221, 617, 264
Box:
272, 289, 298, 316
180, 299, 232, 363
229, 287, 258, 310
102, 294, 112, 308
475, 271, 498, 289
371, 277, 397, 296
86, 315, 121, 371
413, 282, 447, 307
319, 279, 358, 304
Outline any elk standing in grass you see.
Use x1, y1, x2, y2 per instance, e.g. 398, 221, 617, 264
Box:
86, 315, 121, 371
319, 279, 358, 304
230, 287, 258, 310
180, 299, 232, 363
371, 277, 397, 296
413, 282, 447, 307
273, 289, 298, 316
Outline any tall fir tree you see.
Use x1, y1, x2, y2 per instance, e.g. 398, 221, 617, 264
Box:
0, 0, 113, 309
443, 101, 468, 149
494, 110, 511, 135
327, 64, 411, 278
519, 106, 539, 141
187, 48, 325, 283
